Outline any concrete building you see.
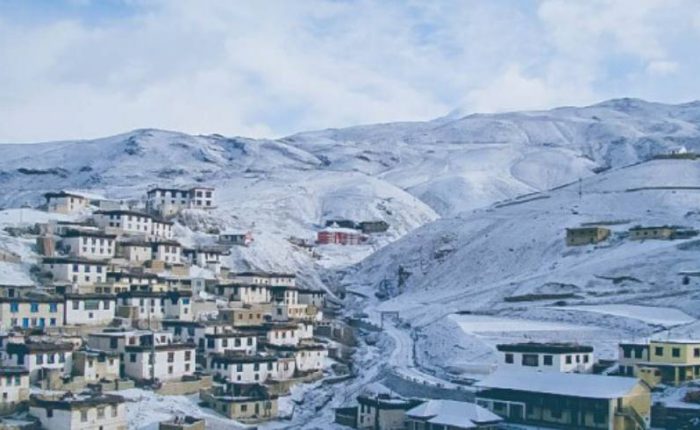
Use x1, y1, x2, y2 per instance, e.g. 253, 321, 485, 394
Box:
146, 187, 215, 216
565, 227, 611, 246
42, 257, 109, 287
218, 305, 267, 328
72, 350, 120, 382
354, 394, 420, 430
0, 367, 29, 415
64, 294, 116, 326
207, 354, 278, 383
44, 191, 90, 214
60, 230, 116, 260
199, 383, 277, 423
30, 392, 127, 430
216, 284, 271, 305
629, 226, 678, 240
0, 295, 64, 330
123, 343, 196, 382
219, 232, 253, 247
93, 210, 173, 239
619, 339, 700, 387
116, 290, 192, 322
5, 342, 74, 383
496, 342, 595, 373
475, 371, 651, 430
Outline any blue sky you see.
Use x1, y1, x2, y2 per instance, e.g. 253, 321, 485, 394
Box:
1, 0, 699, 142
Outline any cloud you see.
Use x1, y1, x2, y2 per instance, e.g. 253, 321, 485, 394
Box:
646, 60, 679, 76
0, 0, 699, 142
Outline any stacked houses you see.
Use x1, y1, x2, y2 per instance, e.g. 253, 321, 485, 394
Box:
0, 186, 332, 428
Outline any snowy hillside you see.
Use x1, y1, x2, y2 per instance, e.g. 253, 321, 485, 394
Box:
1, 99, 699, 287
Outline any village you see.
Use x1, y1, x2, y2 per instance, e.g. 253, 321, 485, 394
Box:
0, 187, 373, 429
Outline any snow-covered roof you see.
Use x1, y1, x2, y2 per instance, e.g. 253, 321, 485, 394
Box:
475, 371, 643, 399
406, 400, 502, 428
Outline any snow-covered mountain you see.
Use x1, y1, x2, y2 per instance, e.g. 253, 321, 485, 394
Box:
1, 98, 699, 290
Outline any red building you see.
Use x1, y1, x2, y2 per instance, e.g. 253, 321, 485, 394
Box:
317, 226, 366, 245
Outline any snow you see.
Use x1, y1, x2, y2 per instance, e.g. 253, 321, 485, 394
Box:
550, 304, 695, 328
475, 370, 642, 399
449, 314, 590, 334
406, 399, 502, 427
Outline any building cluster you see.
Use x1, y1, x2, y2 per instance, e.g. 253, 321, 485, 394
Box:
0, 187, 333, 428
316, 219, 390, 246
336, 338, 700, 430
566, 224, 698, 246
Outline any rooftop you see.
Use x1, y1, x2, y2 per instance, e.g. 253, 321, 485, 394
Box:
496, 342, 594, 354
406, 400, 502, 427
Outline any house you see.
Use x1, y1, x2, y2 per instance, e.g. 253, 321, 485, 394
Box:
265, 343, 328, 373
359, 220, 390, 234
199, 383, 277, 423
216, 284, 271, 305
218, 305, 267, 327
565, 227, 611, 246
0, 295, 64, 330
118, 242, 152, 264
203, 331, 257, 356
496, 342, 595, 373
619, 339, 700, 387
298, 289, 326, 308
44, 191, 90, 214
629, 226, 680, 240
72, 350, 120, 382
159, 416, 206, 430
207, 353, 278, 383
0, 367, 29, 415
146, 187, 215, 216
150, 241, 182, 264
182, 247, 224, 272
64, 293, 116, 326
406, 399, 503, 430
42, 257, 109, 287
86, 330, 174, 375
219, 231, 253, 247
30, 392, 127, 430
93, 210, 174, 239
59, 230, 116, 260
317, 226, 366, 245
5, 342, 74, 383
354, 394, 421, 430
116, 290, 192, 322
475, 371, 651, 430
264, 323, 300, 347
123, 342, 196, 382
230, 272, 296, 287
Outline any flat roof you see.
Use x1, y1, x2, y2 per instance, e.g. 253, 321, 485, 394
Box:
496, 342, 594, 354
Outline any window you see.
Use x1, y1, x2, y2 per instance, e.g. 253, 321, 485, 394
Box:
543, 355, 553, 366
9, 303, 18, 313
168, 365, 173, 374
130, 354, 136, 363
81, 410, 88, 422
550, 407, 563, 419
584, 354, 590, 363
253, 363, 260, 371
36, 354, 44, 365
566, 355, 572, 364
97, 407, 105, 419
672, 348, 681, 358
50, 318, 56, 326
47, 409, 53, 418
167, 352, 174, 363
49, 303, 58, 313
185, 351, 191, 361
112, 406, 117, 417
695, 348, 700, 358
522, 354, 539, 367
30, 303, 38, 313
241, 404, 247, 412
655, 347, 664, 356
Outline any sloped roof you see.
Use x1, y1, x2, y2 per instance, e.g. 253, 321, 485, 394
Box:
475, 370, 643, 399
406, 400, 502, 428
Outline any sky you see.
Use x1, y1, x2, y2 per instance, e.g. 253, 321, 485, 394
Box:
1, 0, 700, 142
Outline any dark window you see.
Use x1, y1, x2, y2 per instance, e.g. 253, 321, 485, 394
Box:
504, 353, 514, 364
543, 355, 553, 366
566, 355, 572, 364
522, 354, 539, 367
672, 348, 681, 358
695, 348, 700, 358
655, 347, 664, 356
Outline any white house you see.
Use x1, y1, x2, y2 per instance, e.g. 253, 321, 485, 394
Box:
60, 230, 116, 260
93, 210, 173, 239
44, 191, 90, 214
118, 242, 152, 264
204, 331, 257, 356
64, 294, 116, 326
5, 342, 74, 383
0, 367, 29, 414
219, 231, 253, 247
150, 240, 182, 263
146, 186, 215, 216
207, 354, 278, 383
124, 343, 195, 382
30, 392, 127, 430
231, 272, 296, 287
0, 296, 64, 330
496, 342, 595, 373
87, 329, 173, 355
405, 400, 503, 430
182, 248, 224, 271
265, 324, 300, 347
116, 290, 192, 322
42, 257, 108, 287
216, 284, 270, 305
72, 350, 120, 382
297, 289, 326, 308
